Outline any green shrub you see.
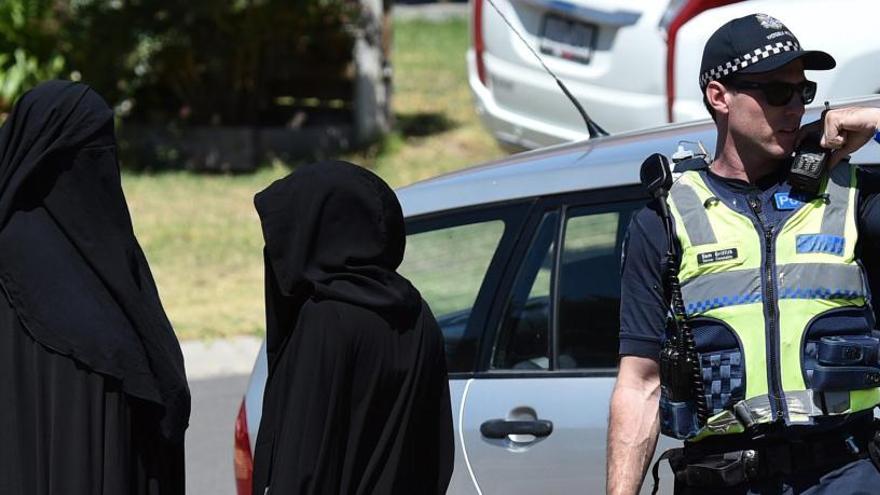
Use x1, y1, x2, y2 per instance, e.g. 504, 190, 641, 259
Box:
0, 0, 67, 112
0, 0, 366, 126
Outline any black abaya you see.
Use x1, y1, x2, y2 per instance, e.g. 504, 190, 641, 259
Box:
0, 81, 188, 493
0, 293, 184, 495
252, 160, 454, 494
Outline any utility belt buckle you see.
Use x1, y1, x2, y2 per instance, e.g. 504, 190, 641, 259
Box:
740, 449, 760, 480
735, 442, 802, 480
733, 400, 758, 429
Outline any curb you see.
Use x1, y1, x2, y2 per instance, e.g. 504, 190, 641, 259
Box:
394, 3, 468, 22
181, 335, 262, 380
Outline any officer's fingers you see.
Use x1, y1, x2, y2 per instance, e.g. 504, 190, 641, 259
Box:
822, 111, 848, 149
826, 128, 872, 168
822, 107, 880, 147
820, 128, 846, 149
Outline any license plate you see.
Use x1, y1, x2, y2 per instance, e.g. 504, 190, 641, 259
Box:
539, 14, 596, 64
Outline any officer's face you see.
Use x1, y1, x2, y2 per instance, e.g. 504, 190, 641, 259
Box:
723, 60, 807, 162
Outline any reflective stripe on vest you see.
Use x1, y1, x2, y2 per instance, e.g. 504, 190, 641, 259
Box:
692, 389, 854, 440
665, 164, 878, 440
777, 263, 867, 301
680, 262, 868, 315
671, 179, 718, 246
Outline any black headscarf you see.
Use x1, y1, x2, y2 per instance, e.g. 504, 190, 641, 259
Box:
253, 161, 453, 494
0, 81, 189, 442
254, 160, 422, 369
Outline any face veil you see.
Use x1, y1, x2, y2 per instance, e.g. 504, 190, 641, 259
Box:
252, 160, 454, 494
0, 80, 189, 442
254, 160, 422, 367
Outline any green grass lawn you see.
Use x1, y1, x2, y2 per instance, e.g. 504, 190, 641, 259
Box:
362, 18, 505, 186
123, 18, 507, 340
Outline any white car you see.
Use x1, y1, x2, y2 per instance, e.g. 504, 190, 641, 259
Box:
468, 0, 880, 149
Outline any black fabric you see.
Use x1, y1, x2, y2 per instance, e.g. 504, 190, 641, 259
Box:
675, 458, 880, 495
0, 278, 184, 495
252, 160, 454, 494
0, 80, 189, 442
254, 159, 421, 372
0, 79, 187, 494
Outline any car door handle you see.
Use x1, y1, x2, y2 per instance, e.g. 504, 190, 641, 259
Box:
480, 419, 554, 439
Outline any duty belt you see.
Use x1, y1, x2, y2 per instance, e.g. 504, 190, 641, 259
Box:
678, 435, 869, 487
651, 419, 880, 492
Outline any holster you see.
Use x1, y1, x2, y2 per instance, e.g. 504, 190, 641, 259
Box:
674, 449, 758, 488
869, 430, 880, 471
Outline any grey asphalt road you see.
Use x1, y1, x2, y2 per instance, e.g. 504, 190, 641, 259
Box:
186, 374, 250, 495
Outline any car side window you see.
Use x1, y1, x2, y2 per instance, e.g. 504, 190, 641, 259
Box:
490, 213, 557, 370
557, 202, 641, 369
400, 215, 512, 373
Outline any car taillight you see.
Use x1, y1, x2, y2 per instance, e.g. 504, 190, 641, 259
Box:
234, 398, 253, 495
472, 0, 488, 86
661, 0, 741, 122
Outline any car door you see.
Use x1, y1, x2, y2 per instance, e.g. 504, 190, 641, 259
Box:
398, 202, 532, 495
459, 188, 677, 494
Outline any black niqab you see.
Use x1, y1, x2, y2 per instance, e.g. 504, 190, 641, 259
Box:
0, 80, 189, 441
255, 159, 422, 368
252, 160, 453, 494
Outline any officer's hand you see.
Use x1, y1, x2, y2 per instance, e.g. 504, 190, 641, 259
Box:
819, 107, 880, 167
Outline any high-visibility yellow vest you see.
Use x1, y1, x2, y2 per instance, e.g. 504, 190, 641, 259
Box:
662, 163, 880, 440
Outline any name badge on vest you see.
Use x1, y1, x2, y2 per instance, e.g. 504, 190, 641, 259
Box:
697, 248, 738, 265
774, 191, 804, 210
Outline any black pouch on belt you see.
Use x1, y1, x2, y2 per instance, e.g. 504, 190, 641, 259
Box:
869, 429, 880, 471
676, 450, 757, 488
812, 335, 880, 391
818, 335, 879, 366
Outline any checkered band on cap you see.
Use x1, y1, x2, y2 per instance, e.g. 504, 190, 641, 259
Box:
700, 40, 800, 88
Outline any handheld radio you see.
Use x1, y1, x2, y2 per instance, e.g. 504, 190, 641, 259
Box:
640, 153, 709, 423
789, 102, 832, 195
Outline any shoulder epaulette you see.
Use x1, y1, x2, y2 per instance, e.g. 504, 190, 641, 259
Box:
672, 157, 710, 173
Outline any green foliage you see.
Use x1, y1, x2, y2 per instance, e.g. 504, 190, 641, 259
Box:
0, 0, 67, 110
0, 0, 365, 125
0, 49, 64, 110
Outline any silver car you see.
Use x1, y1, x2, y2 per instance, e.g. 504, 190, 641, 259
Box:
233, 96, 880, 494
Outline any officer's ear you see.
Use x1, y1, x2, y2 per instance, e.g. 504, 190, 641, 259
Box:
705, 80, 731, 118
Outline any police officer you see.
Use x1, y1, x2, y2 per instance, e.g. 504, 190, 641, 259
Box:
606, 13, 880, 495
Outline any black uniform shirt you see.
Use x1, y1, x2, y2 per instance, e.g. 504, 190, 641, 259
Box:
619, 162, 880, 360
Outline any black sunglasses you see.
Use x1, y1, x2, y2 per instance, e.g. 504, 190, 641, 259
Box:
725, 79, 817, 106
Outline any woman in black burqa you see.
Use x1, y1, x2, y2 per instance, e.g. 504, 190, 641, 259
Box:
252, 160, 454, 494
0, 81, 189, 494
